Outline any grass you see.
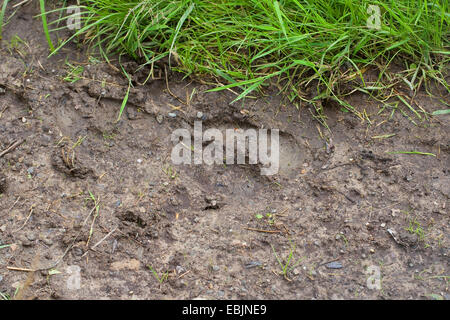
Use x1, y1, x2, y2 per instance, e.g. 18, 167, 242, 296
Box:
0, 291, 11, 300
406, 216, 426, 242
39, 0, 55, 52
44, 0, 448, 118
387, 150, 436, 156
86, 191, 100, 246
0, 0, 8, 40
371, 133, 396, 139
117, 80, 131, 122
63, 62, 85, 83
432, 109, 450, 115
0, 286, 20, 300
147, 265, 169, 284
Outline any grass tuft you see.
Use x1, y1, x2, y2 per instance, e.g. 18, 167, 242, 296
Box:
49, 0, 449, 113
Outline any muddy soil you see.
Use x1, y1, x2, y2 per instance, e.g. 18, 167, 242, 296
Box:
0, 2, 448, 300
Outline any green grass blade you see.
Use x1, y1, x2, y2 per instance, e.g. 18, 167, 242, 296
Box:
169, 2, 195, 60
117, 81, 131, 122
0, 0, 8, 40
39, 0, 55, 52
432, 109, 450, 115
387, 151, 436, 157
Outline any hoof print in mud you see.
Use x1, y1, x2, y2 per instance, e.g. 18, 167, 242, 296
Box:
51, 145, 94, 179
0, 0, 448, 301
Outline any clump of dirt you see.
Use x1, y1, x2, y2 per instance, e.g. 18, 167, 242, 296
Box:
0, 171, 6, 193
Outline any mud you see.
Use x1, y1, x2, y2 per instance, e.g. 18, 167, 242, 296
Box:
0, 2, 448, 300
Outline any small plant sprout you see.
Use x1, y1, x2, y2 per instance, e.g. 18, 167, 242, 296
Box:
148, 265, 169, 284
271, 241, 303, 281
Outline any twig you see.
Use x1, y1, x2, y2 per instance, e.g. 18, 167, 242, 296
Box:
7, 266, 35, 272
12, 0, 31, 8
91, 227, 117, 250
112, 227, 145, 247
164, 66, 186, 105
282, 224, 291, 235
8, 196, 20, 211
0, 105, 8, 119
0, 139, 25, 158
13, 205, 35, 232
276, 208, 289, 216
86, 195, 101, 247
244, 227, 281, 233
178, 270, 191, 279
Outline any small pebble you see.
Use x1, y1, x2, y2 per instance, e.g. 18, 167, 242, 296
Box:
168, 112, 177, 118
196, 111, 204, 119
126, 108, 137, 120
325, 262, 343, 269
211, 265, 220, 272
42, 238, 53, 246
